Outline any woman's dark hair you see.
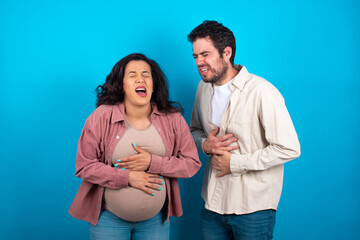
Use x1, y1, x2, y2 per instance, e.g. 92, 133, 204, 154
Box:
96, 53, 183, 113
187, 20, 236, 64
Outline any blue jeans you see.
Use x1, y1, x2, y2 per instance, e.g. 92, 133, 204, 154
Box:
89, 209, 170, 240
200, 207, 276, 240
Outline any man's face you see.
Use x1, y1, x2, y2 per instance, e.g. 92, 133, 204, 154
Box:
192, 37, 228, 85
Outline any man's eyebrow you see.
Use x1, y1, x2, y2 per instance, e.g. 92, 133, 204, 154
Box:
193, 51, 211, 56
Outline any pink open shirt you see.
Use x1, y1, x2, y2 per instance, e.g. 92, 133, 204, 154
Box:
69, 103, 201, 225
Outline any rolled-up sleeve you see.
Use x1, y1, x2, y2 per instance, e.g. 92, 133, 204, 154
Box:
75, 117, 128, 189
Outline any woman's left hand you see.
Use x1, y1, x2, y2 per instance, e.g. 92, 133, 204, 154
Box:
117, 143, 152, 171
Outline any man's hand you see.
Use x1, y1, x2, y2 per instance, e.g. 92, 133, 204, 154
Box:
116, 143, 151, 171
203, 127, 239, 155
212, 148, 232, 177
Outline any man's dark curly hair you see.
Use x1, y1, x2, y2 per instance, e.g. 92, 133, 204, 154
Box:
187, 20, 236, 64
95, 53, 183, 113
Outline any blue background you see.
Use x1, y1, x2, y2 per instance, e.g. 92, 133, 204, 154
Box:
1, 0, 359, 239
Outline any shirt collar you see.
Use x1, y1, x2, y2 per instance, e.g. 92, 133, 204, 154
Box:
231, 65, 251, 91
111, 103, 165, 123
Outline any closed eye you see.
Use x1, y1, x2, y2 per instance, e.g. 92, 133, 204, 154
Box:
142, 71, 150, 77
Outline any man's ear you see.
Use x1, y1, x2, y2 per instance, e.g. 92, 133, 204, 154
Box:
223, 46, 233, 62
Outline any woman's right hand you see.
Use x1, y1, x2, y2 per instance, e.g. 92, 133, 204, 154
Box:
128, 171, 164, 196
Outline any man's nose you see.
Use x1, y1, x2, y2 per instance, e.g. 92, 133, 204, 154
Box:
196, 56, 204, 66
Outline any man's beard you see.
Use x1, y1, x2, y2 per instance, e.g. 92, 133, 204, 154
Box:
202, 59, 228, 84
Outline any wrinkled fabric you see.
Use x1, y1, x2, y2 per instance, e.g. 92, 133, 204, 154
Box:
69, 103, 201, 225
190, 65, 300, 215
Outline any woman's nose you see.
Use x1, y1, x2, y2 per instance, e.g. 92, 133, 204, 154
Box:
136, 78, 144, 83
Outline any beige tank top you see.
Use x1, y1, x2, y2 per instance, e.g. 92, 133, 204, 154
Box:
103, 122, 166, 222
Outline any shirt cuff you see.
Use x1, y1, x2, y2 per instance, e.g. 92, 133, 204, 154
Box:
148, 154, 162, 174
230, 154, 247, 175
115, 169, 129, 188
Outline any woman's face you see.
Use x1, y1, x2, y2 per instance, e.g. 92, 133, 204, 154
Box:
123, 60, 153, 108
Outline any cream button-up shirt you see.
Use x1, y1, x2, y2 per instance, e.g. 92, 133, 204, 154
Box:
190, 65, 301, 214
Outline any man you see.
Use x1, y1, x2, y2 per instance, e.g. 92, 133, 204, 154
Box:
188, 20, 301, 240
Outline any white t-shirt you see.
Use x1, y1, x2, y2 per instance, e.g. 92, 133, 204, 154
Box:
211, 79, 234, 126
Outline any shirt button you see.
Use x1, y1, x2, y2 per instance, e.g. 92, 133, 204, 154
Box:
116, 136, 120, 139
158, 128, 161, 131
100, 187, 104, 190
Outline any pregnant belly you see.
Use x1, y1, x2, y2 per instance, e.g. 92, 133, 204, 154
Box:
103, 182, 166, 222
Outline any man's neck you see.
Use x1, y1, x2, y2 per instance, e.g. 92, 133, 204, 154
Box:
214, 65, 239, 86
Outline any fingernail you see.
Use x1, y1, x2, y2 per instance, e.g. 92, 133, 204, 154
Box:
114, 164, 119, 167
121, 168, 126, 170
152, 193, 155, 196
158, 187, 162, 190
132, 143, 137, 147
117, 159, 121, 162
161, 182, 164, 185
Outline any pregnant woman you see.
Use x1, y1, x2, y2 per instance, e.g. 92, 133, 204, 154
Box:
69, 53, 201, 240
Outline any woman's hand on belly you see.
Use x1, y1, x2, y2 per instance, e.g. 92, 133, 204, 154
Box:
128, 171, 164, 196
118, 144, 151, 171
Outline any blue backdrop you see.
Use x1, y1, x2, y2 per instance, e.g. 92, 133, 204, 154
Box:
1, 0, 359, 239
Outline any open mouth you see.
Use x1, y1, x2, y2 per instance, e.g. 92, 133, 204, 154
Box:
199, 66, 210, 74
135, 87, 147, 97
